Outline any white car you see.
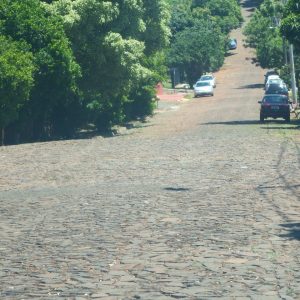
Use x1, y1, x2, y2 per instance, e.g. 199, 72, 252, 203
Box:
194, 81, 214, 97
198, 74, 216, 88
265, 75, 284, 90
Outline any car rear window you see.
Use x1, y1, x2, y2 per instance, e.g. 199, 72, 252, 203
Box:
196, 82, 210, 87
263, 96, 288, 103
268, 79, 281, 84
266, 85, 287, 93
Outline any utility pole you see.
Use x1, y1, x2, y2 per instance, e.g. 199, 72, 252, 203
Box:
283, 37, 288, 65
289, 44, 298, 105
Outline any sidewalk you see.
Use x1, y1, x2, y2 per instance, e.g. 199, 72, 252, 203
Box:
155, 89, 192, 113
157, 93, 188, 102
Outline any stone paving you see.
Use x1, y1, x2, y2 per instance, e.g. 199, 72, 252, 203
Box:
1, 0, 300, 299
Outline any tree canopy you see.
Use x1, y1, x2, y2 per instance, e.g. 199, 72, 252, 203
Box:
281, 0, 300, 47
0, 36, 35, 130
0, 0, 80, 141
168, 0, 242, 84
244, 0, 285, 68
0, 0, 243, 144
245, 0, 300, 95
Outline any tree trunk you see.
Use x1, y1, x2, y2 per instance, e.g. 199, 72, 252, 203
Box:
1, 127, 4, 146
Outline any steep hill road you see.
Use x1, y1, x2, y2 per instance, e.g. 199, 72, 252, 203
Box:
1, 0, 300, 298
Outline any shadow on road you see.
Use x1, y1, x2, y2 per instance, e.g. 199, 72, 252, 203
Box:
164, 187, 190, 192
256, 140, 300, 240
225, 52, 237, 57
245, 56, 261, 66
279, 223, 300, 240
261, 125, 300, 130
202, 119, 300, 127
236, 83, 265, 89
3, 120, 155, 146
260, 119, 300, 129
201, 120, 261, 125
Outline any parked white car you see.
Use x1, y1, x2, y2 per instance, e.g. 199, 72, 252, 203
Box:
265, 75, 282, 89
265, 75, 283, 90
194, 81, 214, 97
198, 74, 216, 87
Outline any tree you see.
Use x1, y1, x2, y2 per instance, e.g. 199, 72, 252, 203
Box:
192, 0, 243, 34
0, 36, 35, 144
281, 0, 300, 47
168, 22, 225, 85
204, 0, 243, 34
280, 0, 300, 98
244, 0, 284, 68
45, 0, 170, 130
0, 0, 80, 141
168, 0, 193, 37
256, 33, 283, 68
142, 0, 171, 54
167, 0, 242, 85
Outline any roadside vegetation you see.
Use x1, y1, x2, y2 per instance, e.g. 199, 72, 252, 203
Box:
0, 0, 242, 144
168, 0, 243, 86
244, 0, 300, 92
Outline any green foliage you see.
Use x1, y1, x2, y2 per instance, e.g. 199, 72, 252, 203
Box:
0, 0, 244, 143
281, 0, 300, 47
192, 0, 243, 33
204, 0, 243, 34
142, 0, 171, 54
280, 0, 300, 94
0, 36, 35, 129
256, 33, 283, 68
168, 0, 240, 84
244, 0, 284, 68
168, 22, 225, 85
45, 0, 170, 130
168, 0, 193, 36
245, 0, 300, 95
0, 0, 80, 140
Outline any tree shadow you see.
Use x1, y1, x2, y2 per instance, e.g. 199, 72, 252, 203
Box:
164, 187, 190, 192
2, 120, 154, 146
201, 119, 300, 127
225, 52, 237, 57
255, 142, 300, 239
245, 56, 261, 66
201, 120, 261, 126
279, 223, 300, 240
236, 83, 265, 89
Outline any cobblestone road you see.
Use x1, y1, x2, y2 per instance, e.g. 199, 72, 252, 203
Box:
1, 1, 300, 299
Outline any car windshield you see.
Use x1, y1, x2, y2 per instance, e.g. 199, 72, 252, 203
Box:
263, 96, 288, 104
196, 82, 210, 87
268, 79, 281, 84
268, 74, 280, 80
200, 76, 212, 81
